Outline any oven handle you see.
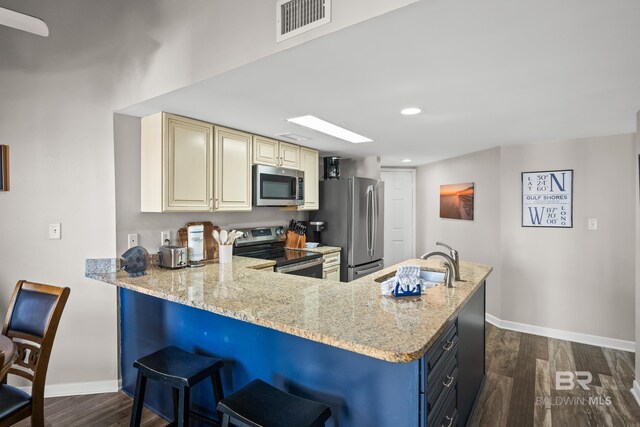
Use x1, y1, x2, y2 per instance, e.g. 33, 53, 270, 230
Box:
275, 257, 324, 273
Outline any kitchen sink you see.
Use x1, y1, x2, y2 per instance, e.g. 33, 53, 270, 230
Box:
374, 268, 447, 284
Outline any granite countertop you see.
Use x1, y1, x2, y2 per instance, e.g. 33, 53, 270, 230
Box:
87, 256, 491, 363
286, 245, 341, 255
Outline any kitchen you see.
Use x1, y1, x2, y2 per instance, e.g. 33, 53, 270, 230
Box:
1, 0, 640, 426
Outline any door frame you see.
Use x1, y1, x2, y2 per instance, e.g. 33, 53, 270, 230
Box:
380, 167, 417, 260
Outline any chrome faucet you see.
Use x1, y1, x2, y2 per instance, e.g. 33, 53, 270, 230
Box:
436, 242, 460, 281
419, 251, 459, 288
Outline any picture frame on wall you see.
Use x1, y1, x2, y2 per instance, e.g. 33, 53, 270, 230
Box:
0, 145, 8, 192
440, 182, 475, 220
522, 169, 573, 228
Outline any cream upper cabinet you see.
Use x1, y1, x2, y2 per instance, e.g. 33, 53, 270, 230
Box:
298, 147, 319, 211
141, 112, 213, 212
214, 127, 252, 211
279, 141, 300, 169
252, 136, 300, 169
252, 136, 279, 166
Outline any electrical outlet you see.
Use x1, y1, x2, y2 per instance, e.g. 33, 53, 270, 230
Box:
588, 218, 598, 231
161, 231, 171, 246
49, 223, 61, 240
128, 233, 138, 248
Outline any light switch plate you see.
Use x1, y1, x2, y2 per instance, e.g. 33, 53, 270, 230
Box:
128, 233, 138, 248
49, 223, 61, 240
588, 218, 598, 231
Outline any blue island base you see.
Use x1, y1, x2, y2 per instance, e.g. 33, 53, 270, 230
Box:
120, 289, 420, 426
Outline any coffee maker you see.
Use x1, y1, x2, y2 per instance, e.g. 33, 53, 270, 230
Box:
323, 157, 340, 180
307, 221, 326, 245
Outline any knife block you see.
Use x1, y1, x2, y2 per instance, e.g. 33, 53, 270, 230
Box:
285, 231, 306, 249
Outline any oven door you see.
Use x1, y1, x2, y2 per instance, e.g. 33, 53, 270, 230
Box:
253, 165, 304, 206
275, 257, 324, 278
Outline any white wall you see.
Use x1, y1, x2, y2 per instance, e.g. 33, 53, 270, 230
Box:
114, 114, 307, 255
113, 0, 419, 110
500, 135, 635, 341
416, 148, 502, 317
417, 136, 636, 343
0, 0, 416, 391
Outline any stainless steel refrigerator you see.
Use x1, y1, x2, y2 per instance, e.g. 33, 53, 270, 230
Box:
310, 177, 384, 282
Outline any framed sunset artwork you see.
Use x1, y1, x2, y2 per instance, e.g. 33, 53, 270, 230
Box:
440, 182, 474, 220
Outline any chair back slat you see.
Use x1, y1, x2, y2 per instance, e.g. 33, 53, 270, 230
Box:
7, 366, 34, 382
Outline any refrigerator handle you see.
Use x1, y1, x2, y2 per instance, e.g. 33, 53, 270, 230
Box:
366, 185, 373, 256
371, 184, 378, 257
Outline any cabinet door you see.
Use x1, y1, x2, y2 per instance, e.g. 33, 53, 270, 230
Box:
164, 114, 213, 211
215, 127, 252, 211
252, 136, 279, 166
279, 141, 300, 169
298, 147, 319, 211
324, 265, 340, 281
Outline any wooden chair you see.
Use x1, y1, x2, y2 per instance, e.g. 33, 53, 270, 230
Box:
0, 280, 70, 426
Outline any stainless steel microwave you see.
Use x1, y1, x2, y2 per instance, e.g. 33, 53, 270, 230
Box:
253, 165, 304, 207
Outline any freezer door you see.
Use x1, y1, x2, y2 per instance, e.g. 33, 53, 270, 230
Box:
349, 177, 380, 267
347, 260, 385, 281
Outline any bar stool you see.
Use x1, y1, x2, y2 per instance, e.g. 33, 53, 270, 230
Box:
217, 379, 331, 427
130, 346, 224, 427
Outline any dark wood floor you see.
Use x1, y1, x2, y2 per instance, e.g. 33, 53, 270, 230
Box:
469, 323, 640, 427
13, 323, 640, 426
14, 392, 166, 427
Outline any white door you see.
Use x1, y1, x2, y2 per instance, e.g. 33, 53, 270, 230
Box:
380, 169, 415, 265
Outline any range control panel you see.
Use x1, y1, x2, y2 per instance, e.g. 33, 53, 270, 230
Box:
234, 226, 286, 247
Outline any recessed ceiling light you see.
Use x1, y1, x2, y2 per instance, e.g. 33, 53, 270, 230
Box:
400, 159, 412, 163
401, 107, 421, 115
286, 115, 373, 143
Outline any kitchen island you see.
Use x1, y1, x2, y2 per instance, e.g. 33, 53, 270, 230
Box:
88, 257, 491, 426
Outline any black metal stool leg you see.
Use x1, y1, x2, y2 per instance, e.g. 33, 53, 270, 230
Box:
130, 371, 147, 427
211, 370, 224, 421
177, 386, 190, 427
173, 387, 180, 423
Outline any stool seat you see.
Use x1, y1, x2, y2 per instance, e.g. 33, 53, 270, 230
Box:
217, 379, 331, 427
133, 345, 223, 388
130, 346, 225, 427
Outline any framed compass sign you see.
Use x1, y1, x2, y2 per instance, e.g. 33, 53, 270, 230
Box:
522, 169, 573, 228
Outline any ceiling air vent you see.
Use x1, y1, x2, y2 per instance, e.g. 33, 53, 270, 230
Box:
276, 132, 310, 142
277, 0, 331, 42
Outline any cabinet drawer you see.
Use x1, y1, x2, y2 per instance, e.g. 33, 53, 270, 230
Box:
323, 253, 340, 267
425, 320, 458, 374
429, 384, 457, 427
427, 352, 458, 414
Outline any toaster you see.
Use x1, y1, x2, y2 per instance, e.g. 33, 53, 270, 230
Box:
158, 246, 188, 269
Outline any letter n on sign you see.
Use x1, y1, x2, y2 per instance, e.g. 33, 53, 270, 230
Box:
521, 169, 573, 228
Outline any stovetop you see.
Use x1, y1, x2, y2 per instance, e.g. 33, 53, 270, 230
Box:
233, 226, 322, 267
236, 247, 322, 267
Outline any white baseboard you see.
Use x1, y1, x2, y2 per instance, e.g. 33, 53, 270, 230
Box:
632, 381, 640, 408
17, 380, 119, 398
485, 313, 636, 352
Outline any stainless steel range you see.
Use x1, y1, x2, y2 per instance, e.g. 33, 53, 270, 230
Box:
234, 226, 324, 278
